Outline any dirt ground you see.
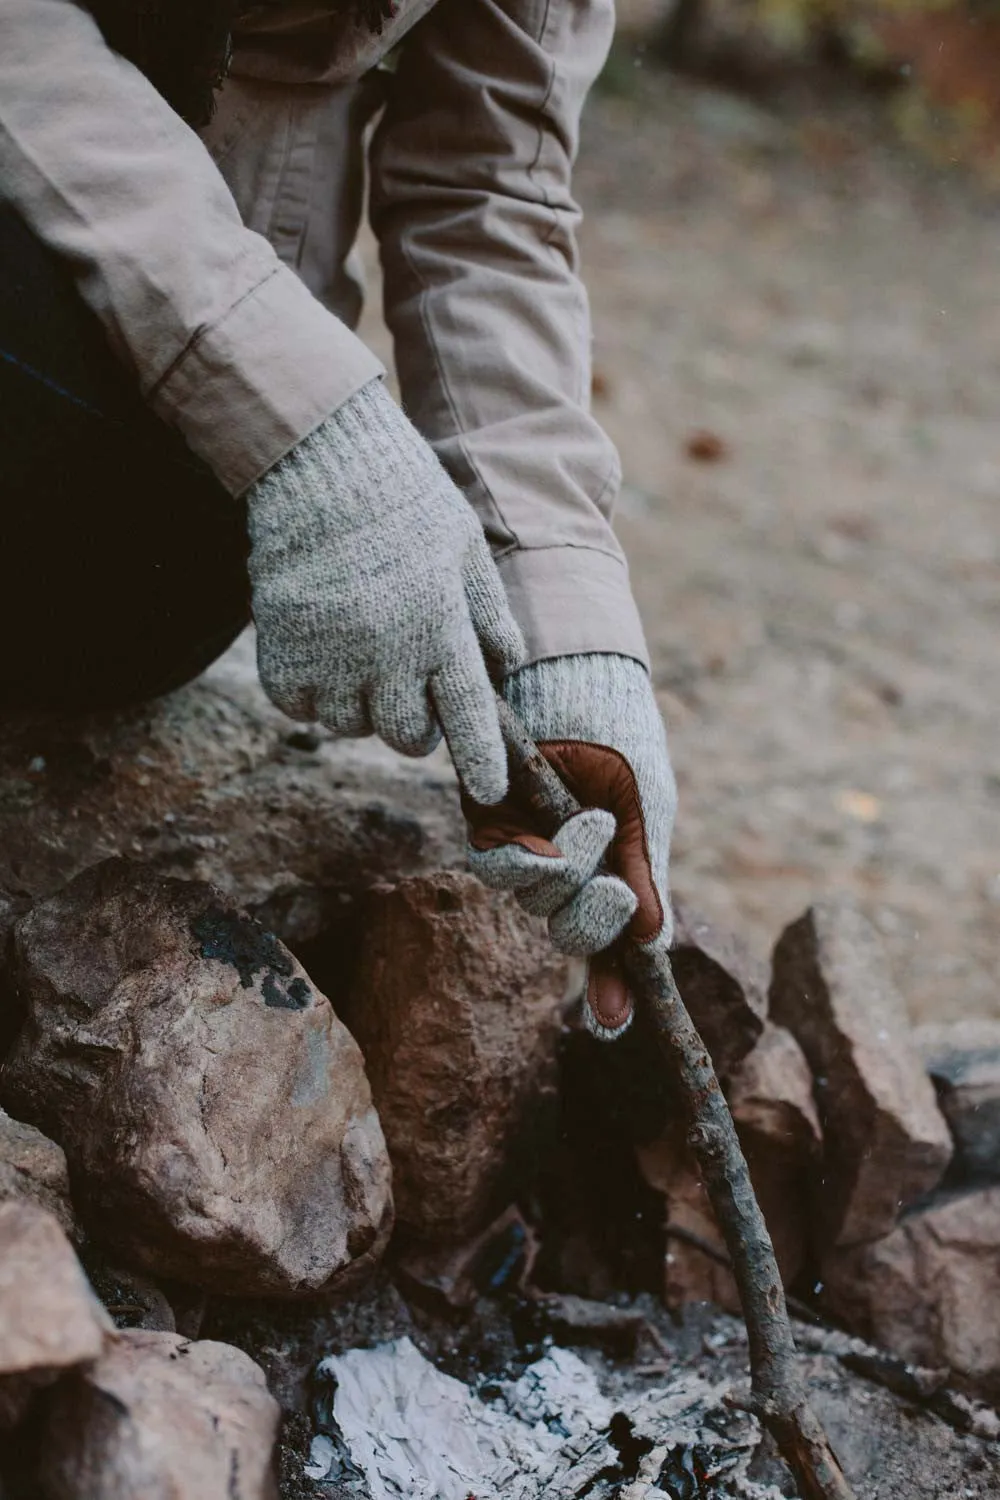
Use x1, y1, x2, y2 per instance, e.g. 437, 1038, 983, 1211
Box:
358, 62, 1000, 1026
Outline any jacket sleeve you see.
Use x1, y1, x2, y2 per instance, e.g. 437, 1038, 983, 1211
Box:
369, 0, 648, 667
0, 0, 383, 495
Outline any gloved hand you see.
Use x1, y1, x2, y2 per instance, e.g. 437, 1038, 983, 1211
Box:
246, 379, 524, 804
464, 653, 676, 1039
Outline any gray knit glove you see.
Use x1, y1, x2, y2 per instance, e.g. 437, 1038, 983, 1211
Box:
246, 380, 525, 804
464, 654, 676, 1039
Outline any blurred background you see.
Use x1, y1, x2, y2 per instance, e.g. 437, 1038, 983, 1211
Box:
362, 0, 1000, 1025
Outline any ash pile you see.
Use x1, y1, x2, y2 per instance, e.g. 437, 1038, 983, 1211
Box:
0, 635, 998, 1500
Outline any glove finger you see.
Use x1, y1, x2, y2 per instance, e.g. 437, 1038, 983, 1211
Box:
582, 927, 673, 1042
314, 684, 373, 740
431, 627, 509, 804
261, 679, 318, 725
256, 635, 320, 724
369, 675, 442, 758
549, 874, 638, 956
515, 810, 618, 918
467, 840, 567, 893
583, 949, 635, 1041
467, 807, 615, 913
463, 533, 526, 676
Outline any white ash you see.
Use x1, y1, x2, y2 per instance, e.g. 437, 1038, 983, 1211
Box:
305, 1335, 786, 1499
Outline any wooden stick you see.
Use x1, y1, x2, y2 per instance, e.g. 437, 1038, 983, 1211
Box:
497, 697, 855, 1500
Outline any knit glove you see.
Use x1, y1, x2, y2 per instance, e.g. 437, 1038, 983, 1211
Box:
464, 654, 677, 1039
246, 380, 525, 804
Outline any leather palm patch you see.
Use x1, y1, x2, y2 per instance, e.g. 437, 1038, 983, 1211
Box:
464, 740, 664, 1033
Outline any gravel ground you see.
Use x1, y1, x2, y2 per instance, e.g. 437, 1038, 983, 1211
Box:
579, 69, 1000, 1023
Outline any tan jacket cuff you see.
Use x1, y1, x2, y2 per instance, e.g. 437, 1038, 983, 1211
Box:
496, 547, 650, 673
150, 265, 385, 496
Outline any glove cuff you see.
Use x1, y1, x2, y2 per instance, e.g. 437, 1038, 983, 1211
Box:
503, 653, 655, 750
249, 378, 452, 534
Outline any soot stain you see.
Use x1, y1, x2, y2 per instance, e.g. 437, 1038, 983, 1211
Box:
192, 905, 312, 1011
262, 973, 312, 1011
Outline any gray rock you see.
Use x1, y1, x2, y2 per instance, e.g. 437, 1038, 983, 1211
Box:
0, 1108, 75, 1235
0, 1200, 110, 1430
0, 860, 393, 1298
671, 899, 768, 1078
913, 1019, 1000, 1183
342, 871, 570, 1243
0, 631, 465, 1004
821, 1187, 1000, 1396
35, 1330, 280, 1500
770, 901, 952, 1246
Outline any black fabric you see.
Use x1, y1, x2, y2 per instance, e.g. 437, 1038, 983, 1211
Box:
86, 0, 245, 126
0, 202, 251, 710
84, 0, 399, 127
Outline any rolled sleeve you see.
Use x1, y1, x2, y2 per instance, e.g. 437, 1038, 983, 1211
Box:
0, 0, 382, 495
150, 261, 382, 495
498, 546, 650, 670
370, 0, 648, 667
